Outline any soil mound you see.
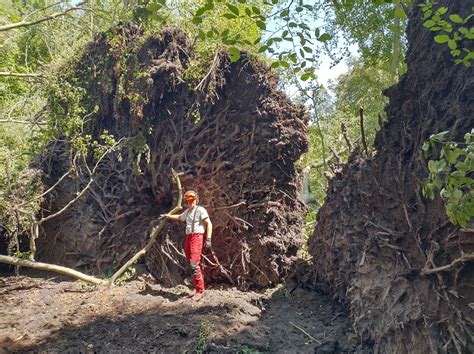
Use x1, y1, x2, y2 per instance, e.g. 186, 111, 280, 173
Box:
308, 1, 473, 352
36, 26, 308, 289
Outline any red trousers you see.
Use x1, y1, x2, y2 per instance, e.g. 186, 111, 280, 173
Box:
184, 233, 205, 293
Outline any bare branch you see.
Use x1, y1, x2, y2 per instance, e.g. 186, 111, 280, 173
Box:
37, 140, 123, 225
18, 170, 73, 208
359, 107, 369, 157
0, 5, 86, 32
0, 255, 105, 285
0, 119, 45, 125
0, 72, 46, 78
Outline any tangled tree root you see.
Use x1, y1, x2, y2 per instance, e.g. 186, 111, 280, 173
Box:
308, 1, 474, 352
33, 25, 308, 289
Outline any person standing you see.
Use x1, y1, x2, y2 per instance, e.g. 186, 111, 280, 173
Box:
161, 190, 212, 301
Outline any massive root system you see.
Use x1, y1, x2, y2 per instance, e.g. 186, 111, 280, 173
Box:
36, 26, 308, 289
308, 1, 473, 352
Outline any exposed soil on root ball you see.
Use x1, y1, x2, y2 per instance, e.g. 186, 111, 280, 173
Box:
0, 274, 371, 353
307, 0, 474, 352
35, 25, 308, 289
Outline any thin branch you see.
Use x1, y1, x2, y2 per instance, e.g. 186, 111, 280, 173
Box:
289, 321, 321, 344
0, 255, 105, 285
18, 170, 72, 208
0, 119, 45, 125
359, 107, 369, 157
37, 139, 123, 225
0, 5, 86, 32
0, 72, 46, 78
110, 169, 183, 285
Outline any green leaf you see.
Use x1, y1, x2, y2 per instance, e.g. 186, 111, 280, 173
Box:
303, 46, 313, 53
146, 3, 162, 12
271, 61, 280, 68
280, 9, 289, 17
195, 6, 208, 16
223, 13, 237, 19
394, 6, 406, 20
423, 182, 435, 199
221, 29, 230, 38
434, 34, 449, 44
423, 9, 433, 20
289, 22, 297, 28
252, 6, 261, 15
301, 73, 311, 81
280, 60, 289, 68
449, 14, 464, 23
318, 33, 332, 42
424, 20, 436, 28
428, 160, 438, 174
229, 47, 241, 62
226, 4, 240, 16
430, 131, 449, 141
452, 189, 462, 200
192, 16, 203, 24
256, 21, 266, 30
448, 39, 457, 50
436, 6, 448, 15
198, 29, 206, 40
257, 45, 268, 53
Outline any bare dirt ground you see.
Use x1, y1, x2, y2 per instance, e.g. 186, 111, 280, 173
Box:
0, 271, 371, 353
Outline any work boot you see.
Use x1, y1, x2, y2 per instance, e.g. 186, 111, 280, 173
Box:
191, 292, 204, 302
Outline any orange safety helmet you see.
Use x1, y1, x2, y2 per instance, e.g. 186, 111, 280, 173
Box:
184, 190, 199, 202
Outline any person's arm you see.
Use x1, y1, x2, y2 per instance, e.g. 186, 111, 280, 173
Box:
203, 217, 212, 248
161, 212, 184, 221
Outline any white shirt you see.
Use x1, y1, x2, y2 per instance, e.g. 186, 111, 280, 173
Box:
179, 206, 209, 234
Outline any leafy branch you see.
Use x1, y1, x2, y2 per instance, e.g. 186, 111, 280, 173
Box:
421, 1, 474, 66
422, 129, 473, 228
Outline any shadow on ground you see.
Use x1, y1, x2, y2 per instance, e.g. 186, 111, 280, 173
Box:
1, 274, 372, 353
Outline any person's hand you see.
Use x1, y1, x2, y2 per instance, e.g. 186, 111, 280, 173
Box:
205, 237, 212, 249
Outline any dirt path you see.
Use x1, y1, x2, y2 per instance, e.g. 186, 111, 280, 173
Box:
0, 273, 370, 353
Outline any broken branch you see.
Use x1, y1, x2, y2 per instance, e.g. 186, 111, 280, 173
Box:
0, 255, 105, 285
110, 169, 183, 285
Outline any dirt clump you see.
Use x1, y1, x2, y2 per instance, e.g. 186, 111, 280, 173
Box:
35, 25, 308, 289
308, 0, 473, 352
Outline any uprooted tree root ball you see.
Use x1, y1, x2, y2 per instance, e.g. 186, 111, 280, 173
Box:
307, 0, 473, 352
35, 26, 308, 289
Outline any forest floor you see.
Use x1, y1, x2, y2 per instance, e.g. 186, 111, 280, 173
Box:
0, 270, 370, 353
